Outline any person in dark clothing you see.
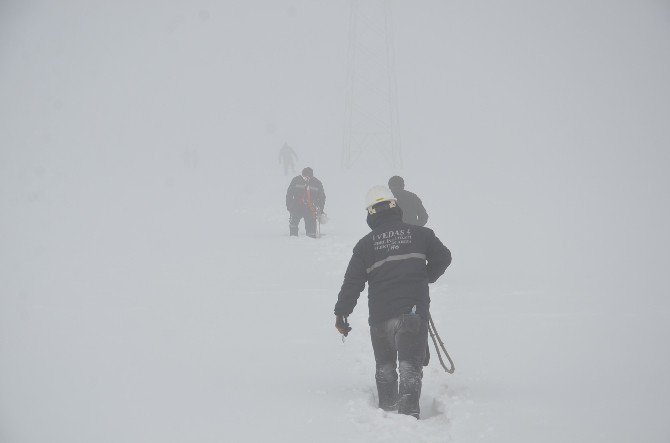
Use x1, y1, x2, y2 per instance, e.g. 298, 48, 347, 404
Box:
286, 167, 326, 238
334, 185, 452, 419
388, 176, 428, 226
278, 142, 298, 176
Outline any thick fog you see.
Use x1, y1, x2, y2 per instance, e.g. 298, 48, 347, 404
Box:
2, 1, 670, 442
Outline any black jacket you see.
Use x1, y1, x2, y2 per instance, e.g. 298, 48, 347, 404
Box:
286, 176, 326, 211
334, 207, 451, 325
391, 188, 428, 226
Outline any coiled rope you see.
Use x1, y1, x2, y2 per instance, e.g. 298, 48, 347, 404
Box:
428, 315, 455, 374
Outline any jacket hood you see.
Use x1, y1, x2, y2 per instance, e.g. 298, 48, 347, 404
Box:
367, 206, 403, 230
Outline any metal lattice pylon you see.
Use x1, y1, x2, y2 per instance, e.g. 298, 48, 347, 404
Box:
342, 0, 402, 169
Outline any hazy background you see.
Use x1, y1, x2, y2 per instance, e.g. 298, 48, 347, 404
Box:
2, 1, 670, 442
3, 0, 669, 295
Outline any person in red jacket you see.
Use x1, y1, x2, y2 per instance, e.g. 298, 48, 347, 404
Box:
285, 167, 326, 238
334, 185, 451, 419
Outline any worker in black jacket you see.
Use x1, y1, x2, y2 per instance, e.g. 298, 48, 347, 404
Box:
388, 175, 428, 226
334, 185, 451, 419
286, 167, 326, 238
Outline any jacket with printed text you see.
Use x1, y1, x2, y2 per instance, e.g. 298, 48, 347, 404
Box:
334, 208, 451, 325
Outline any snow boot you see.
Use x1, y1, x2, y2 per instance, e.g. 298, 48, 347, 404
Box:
375, 363, 399, 411
397, 361, 422, 418
376, 379, 399, 411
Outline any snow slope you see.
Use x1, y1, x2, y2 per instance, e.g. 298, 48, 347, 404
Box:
2, 1, 670, 442
2, 165, 669, 442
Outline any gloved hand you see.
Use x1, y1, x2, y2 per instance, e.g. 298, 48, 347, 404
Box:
335, 315, 352, 336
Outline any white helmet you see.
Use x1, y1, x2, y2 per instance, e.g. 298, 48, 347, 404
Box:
365, 185, 397, 212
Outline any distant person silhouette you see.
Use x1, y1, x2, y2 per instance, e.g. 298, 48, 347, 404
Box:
388, 176, 428, 226
278, 142, 298, 176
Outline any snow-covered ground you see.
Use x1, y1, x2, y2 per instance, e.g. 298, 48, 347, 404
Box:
2, 166, 669, 442
2, 1, 670, 442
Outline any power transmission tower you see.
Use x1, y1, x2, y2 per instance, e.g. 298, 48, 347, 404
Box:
342, 0, 402, 169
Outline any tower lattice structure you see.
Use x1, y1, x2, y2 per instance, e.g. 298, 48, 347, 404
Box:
342, 0, 402, 169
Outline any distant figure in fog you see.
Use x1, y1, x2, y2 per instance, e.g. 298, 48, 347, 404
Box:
286, 167, 326, 238
388, 176, 428, 226
278, 142, 298, 175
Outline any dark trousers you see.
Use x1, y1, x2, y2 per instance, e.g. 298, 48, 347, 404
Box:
370, 313, 428, 419
289, 204, 316, 237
